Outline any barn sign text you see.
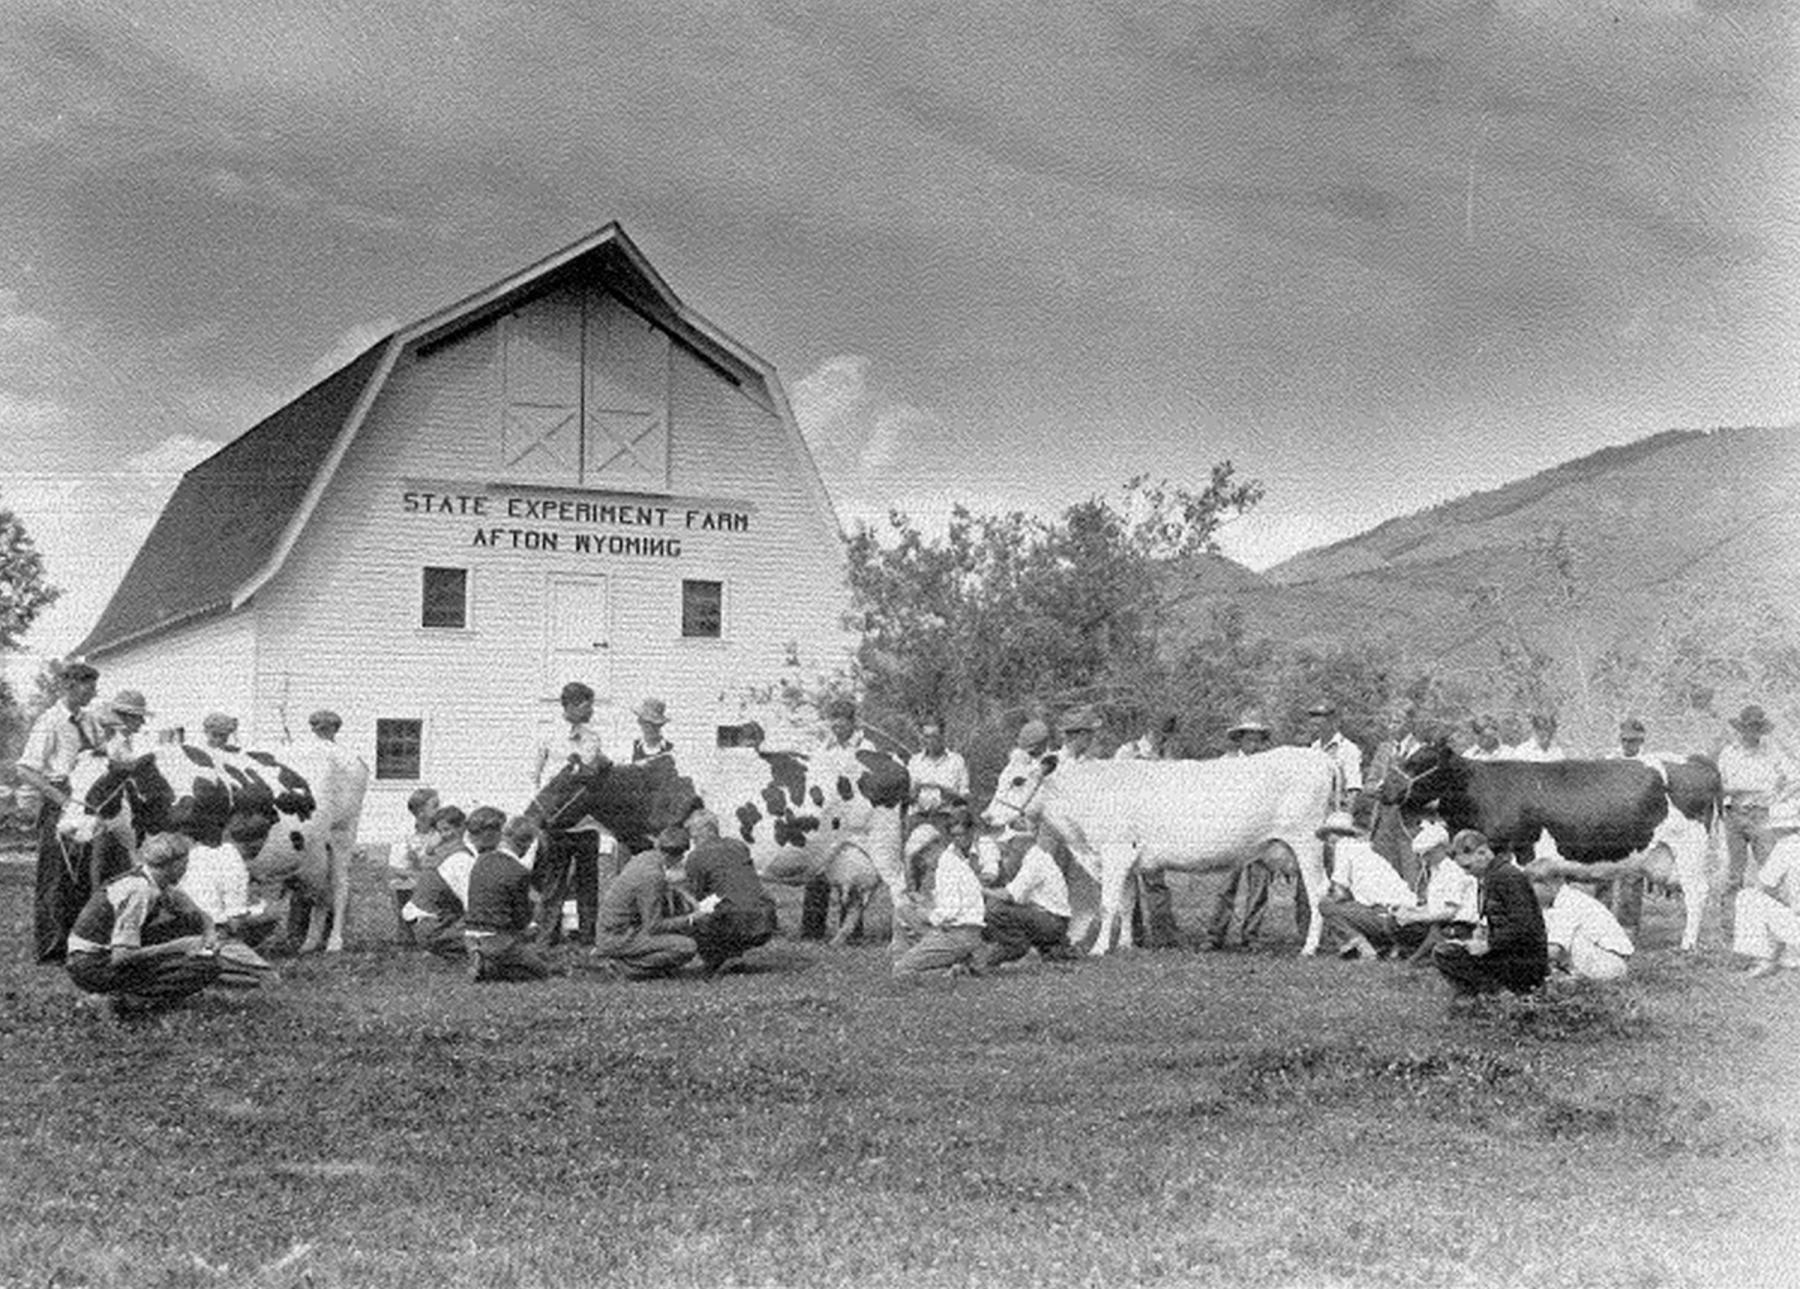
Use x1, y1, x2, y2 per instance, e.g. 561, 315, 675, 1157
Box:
401, 490, 750, 560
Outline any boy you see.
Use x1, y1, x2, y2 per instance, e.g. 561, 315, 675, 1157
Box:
65, 834, 222, 1013
465, 810, 552, 982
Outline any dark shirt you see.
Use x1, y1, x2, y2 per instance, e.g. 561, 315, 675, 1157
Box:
409, 867, 464, 921
1481, 861, 1549, 979
464, 848, 534, 933
685, 837, 775, 916
597, 851, 691, 937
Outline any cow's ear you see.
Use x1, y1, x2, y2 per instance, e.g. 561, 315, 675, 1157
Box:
1041, 754, 1060, 774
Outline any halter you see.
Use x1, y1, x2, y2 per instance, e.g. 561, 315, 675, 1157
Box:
1385, 751, 1445, 804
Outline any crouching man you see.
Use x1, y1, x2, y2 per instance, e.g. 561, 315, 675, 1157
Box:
464, 810, 553, 983
980, 827, 1073, 968
1733, 804, 1800, 979
1432, 830, 1549, 999
179, 811, 282, 948
65, 834, 223, 1014
1315, 811, 1427, 960
893, 806, 991, 977
590, 826, 720, 980
682, 812, 777, 977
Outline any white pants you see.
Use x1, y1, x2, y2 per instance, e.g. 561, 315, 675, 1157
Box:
1733, 888, 1800, 961
1567, 936, 1629, 982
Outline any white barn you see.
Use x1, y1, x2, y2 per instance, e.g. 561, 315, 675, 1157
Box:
75, 224, 856, 837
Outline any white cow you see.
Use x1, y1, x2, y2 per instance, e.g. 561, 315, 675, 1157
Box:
984, 746, 1338, 955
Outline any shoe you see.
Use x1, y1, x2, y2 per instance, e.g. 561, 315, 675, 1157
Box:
1745, 959, 1780, 979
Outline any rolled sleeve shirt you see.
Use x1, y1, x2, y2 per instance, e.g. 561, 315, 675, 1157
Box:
16, 704, 102, 801
907, 750, 969, 809
1543, 885, 1633, 958
1312, 734, 1364, 796
1330, 838, 1415, 908
533, 722, 609, 790
179, 844, 253, 921
1004, 845, 1070, 919
929, 847, 988, 929
1718, 744, 1785, 809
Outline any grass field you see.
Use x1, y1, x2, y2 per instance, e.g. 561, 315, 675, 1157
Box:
2, 852, 1797, 1289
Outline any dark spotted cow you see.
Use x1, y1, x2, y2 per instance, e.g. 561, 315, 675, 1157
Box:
697, 745, 910, 946
59, 744, 352, 952
1382, 745, 1723, 946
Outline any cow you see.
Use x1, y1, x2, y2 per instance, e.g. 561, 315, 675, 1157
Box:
982, 746, 1339, 955
693, 745, 909, 947
57, 744, 351, 952
521, 745, 909, 946
1381, 744, 1722, 948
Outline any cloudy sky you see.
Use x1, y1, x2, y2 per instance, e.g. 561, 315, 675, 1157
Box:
3, 0, 1795, 660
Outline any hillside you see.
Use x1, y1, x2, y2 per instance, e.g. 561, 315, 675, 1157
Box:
1166, 425, 1800, 750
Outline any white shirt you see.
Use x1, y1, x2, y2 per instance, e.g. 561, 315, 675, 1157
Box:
1422, 860, 1479, 921
180, 842, 254, 921
1505, 740, 1567, 762
1311, 733, 1364, 794
1004, 844, 1070, 919
1464, 743, 1506, 761
1718, 743, 1786, 807
928, 844, 988, 929
1112, 735, 1166, 761
438, 847, 478, 908
906, 749, 969, 811
1757, 835, 1800, 904
534, 722, 609, 790
1543, 885, 1633, 958
14, 702, 104, 810
1328, 837, 1414, 908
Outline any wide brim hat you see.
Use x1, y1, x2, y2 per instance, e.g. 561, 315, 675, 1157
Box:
1731, 704, 1774, 734
1227, 711, 1272, 738
633, 697, 670, 726
1306, 701, 1337, 717
1315, 810, 1358, 838
1059, 706, 1102, 732
108, 689, 152, 718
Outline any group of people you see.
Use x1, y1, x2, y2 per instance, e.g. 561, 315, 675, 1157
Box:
16, 652, 1798, 1011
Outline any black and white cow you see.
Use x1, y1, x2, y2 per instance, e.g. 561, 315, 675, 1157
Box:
59, 744, 355, 952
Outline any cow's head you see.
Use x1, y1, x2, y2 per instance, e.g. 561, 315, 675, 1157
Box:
1381, 740, 1458, 808
981, 753, 1058, 828
58, 751, 176, 848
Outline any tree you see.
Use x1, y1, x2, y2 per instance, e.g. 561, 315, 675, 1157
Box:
0, 508, 58, 654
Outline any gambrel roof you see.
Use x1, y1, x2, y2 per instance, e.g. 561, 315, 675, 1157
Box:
76, 223, 837, 659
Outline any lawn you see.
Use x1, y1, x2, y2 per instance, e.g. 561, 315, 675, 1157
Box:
1, 854, 1796, 1289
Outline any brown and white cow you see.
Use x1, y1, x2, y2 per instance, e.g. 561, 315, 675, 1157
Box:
59, 744, 356, 953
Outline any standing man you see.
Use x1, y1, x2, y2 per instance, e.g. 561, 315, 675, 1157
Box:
803, 696, 876, 940
15, 662, 103, 963
682, 811, 778, 976
1508, 713, 1567, 762
1717, 704, 1788, 937
1114, 715, 1179, 762
1207, 711, 1276, 951
590, 825, 718, 980
1616, 717, 1649, 761
530, 681, 610, 947
1307, 701, 1364, 812
1363, 703, 1423, 880
630, 697, 674, 763
201, 711, 241, 754
907, 717, 969, 816
92, 689, 157, 887
293, 708, 369, 950
1465, 715, 1506, 760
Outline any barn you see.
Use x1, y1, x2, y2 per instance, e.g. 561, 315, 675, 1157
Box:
73, 224, 856, 837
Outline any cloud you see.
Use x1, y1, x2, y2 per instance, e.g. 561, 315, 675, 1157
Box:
791, 355, 938, 479
0, 389, 71, 434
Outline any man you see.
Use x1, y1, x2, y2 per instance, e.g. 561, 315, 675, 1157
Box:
591, 825, 719, 980
1717, 704, 1787, 936
1431, 829, 1549, 998
180, 811, 281, 948
1616, 716, 1649, 761
682, 811, 778, 976
1465, 715, 1506, 761
200, 711, 241, 753
288, 708, 369, 947
1732, 803, 1800, 978
907, 717, 969, 815
1364, 703, 1422, 878
630, 696, 674, 763
893, 806, 990, 977
1598, 716, 1656, 930
803, 696, 876, 939
1530, 863, 1635, 982
1314, 810, 1423, 960
1307, 701, 1363, 811
531, 681, 611, 947
88, 689, 159, 889
979, 825, 1072, 968
1207, 711, 1276, 951
16, 662, 104, 963
1114, 714, 1180, 762
1508, 713, 1567, 762
64, 833, 223, 1014
403, 818, 476, 961
464, 809, 553, 983
1392, 814, 1479, 965
988, 719, 1054, 832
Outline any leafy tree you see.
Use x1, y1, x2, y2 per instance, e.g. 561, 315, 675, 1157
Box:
0, 508, 58, 654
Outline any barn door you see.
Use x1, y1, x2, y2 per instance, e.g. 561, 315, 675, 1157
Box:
543, 575, 610, 700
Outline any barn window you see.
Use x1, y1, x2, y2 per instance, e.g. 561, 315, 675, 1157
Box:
681, 579, 723, 639
375, 719, 423, 780
421, 567, 469, 629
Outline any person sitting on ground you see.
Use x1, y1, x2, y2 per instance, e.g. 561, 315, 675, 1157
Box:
1315, 810, 1423, 960
1732, 802, 1800, 979
464, 810, 552, 983
1391, 814, 1477, 965
682, 811, 778, 976
979, 824, 1073, 968
179, 810, 281, 949
387, 787, 441, 946
402, 831, 476, 962
1432, 829, 1549, 999
893, 806, 992, 977
427, 805, 471, 864
591, 826, 719, 980
64, 833, 223, 1014
1529, 863, 1635, 982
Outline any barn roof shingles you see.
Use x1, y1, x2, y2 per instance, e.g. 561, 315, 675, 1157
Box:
74, 341, 390, 658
